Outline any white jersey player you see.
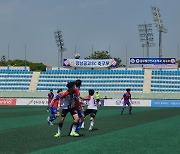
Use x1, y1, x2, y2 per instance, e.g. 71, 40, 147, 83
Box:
82, 89, 98, 131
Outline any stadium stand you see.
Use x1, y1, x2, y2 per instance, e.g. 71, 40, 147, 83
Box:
151, 69, 180, 93
1, 67, 180, 96
37, 69, 145, 92
0, 67, 32, 91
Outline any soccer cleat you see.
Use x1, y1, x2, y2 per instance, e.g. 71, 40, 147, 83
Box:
54, 133, 60, 138
89, 126, 93, 131
70, 131, 80, 137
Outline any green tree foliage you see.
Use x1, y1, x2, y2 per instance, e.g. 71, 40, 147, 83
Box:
0, 55, 8, 66
0, 56, 46, 71
177, 60, 180, 67
85, 51, 125, 67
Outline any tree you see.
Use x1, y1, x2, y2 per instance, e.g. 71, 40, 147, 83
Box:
177, 60, 180, 68
0, 57, 47, 71
0, 55, 8, 66
85, 51, 125, 67
85, 51, 111, 59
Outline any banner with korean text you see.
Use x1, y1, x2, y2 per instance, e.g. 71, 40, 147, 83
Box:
130, 58, 176, 65
63, 59, 118, 68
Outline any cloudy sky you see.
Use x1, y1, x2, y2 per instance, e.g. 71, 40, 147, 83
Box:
0, 0, 179, 66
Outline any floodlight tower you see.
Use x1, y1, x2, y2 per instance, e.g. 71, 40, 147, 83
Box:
138, 23, 155, 58
54, 29, 65, 67
151, 5, 167, 58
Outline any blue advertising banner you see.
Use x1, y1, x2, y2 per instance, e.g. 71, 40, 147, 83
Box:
151, 100, 180, 107
63, 59, 118, 68
130, 58, 176, 64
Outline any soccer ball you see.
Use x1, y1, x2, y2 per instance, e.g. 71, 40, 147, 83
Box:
74, 53, 80, 59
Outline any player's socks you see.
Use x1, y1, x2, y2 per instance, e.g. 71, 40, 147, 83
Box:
58, 123, 63, 134
47, 117, 53, 125
121, 108, 124, 114
76, 121, 83, 133
70, 122, 79, 137
68, 124, 73, 136
81, 122, 84, 128
89, 120, 94, 131
49, 115, 56, 122
129, 107, 132, 114
71, 122, 78, 132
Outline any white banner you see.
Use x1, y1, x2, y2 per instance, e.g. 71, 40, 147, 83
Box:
104, 99, 151, 107
63, 59, 118, 68
16, 99, 48, 106
143, 64, 178, 69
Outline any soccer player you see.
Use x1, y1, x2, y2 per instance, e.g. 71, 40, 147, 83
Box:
120, 88, 132, 115
47, 89, 54, 112
47, 89, 62, 125
54, 82, 80, 137
95, 91, 100, 105
74, 79, 85, 133
83, 89, 98, 131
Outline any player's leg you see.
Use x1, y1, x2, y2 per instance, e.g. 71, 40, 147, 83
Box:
47, 107, 57, 125
76, 110, 84, 133
89, 110, 97, 131
128, 103, 132, 114
54, 109, 68, 137
121, 103, 126, 115
81, 109, 90, 129
70, 108, 80, 137
47, 102, 50, 112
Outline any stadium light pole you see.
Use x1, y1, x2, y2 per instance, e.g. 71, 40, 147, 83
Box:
138, 23, 155, 58
25, 45, 27, 69
7, 44, 10, 66
126, 45, 127, 69
151, 5, 167, 58
54, 29, 65, 68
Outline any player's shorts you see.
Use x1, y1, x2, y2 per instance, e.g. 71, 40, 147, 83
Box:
68, 107, 78, 116
84, 109, 97, 117
77, 109, 84, 118
61, 109, 69, 117
123, 102, 131, 106
50, 107, 59, 114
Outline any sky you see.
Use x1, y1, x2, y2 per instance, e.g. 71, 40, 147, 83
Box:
0, 0, 180, 67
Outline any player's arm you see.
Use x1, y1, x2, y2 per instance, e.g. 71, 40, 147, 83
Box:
129, 96, 132, 104
74, 89, 81, 105
120, 97, 124, 103
49, 99, 54, 107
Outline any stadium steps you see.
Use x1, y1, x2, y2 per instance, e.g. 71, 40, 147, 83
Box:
29, 72, 40, 92
143, 69, 152, 93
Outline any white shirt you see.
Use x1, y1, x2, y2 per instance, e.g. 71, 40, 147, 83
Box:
87, 95, 97, 110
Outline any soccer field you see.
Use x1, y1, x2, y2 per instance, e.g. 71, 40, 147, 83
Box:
0, 106, 180, 154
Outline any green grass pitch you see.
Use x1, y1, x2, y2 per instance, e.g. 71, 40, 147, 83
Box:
0, 106, 180, 154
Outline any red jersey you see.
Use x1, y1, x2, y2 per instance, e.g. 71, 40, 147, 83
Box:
123, 92, 131, 102
51, 94, 61, 108
61, 89, 80, 110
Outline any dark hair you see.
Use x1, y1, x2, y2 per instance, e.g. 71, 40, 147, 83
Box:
126, 88, 131, 92
50, 89, 53, 92
57, 89, 62, 93
75, 79, 82, 87
66, 82, 75, 89
89, 89, 95, 96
